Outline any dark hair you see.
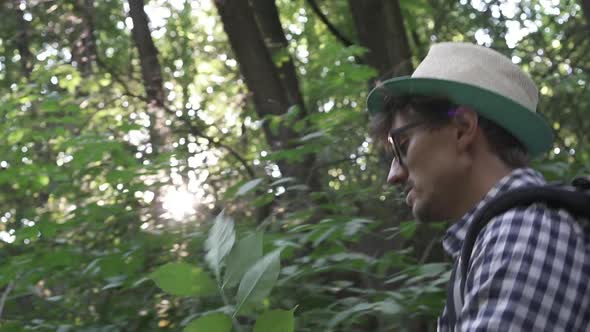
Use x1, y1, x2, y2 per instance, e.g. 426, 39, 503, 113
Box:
369, 95, 529, 168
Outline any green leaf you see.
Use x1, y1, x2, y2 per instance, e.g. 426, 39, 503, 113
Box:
235, 250, 281, 313
14, 225, 40, 243
270, 177, 296, 186
271, 47, 291, 69
267, 114, 282, 136
223, 232, 263, 289
0, 265, 16, 289
298, 131, 325, 142
184, 313, 232, 332
0, 321, 25, 332
40, 97, 61, 113
39, 249, 81, 270
36, 175, 50, 187
399, 0, 431, 13
253, 193, 275, 207
417, 263, 449, 277
374, 300, 402, 315
93, 252, 142, 280
399, 220, 417, 239
329, 302, 374, 328
236, 178, 263, 196
253, 309, 295, 332
205, 211, 236, 281
98, 254, 127, 277
284, 105, 301, 123
150, 262, 216, 296
312, 226, 337, 247
102, 275, 126, 290
6, 129, 25, 144
264, 145, 321, 163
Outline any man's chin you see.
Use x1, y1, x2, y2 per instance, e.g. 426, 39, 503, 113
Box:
412, 201, 440, 223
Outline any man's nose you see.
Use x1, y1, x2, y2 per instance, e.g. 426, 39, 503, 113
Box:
387, 159, 408, 185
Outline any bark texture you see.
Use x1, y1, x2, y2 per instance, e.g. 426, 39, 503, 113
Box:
14, 0, 33, 78
71, 0, 97, 77
128, 0, 171, 153
128, 0, 171, 221
348, 0, 413, 79
215, 0, 319, 190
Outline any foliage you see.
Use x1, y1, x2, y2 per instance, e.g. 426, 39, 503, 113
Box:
0, 0, 588, 331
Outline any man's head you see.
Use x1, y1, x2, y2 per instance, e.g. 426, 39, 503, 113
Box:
366, 42, 553, 222
370, 96, 528, 221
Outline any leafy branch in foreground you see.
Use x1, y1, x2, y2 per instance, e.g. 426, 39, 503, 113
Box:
149, 211, 294, 332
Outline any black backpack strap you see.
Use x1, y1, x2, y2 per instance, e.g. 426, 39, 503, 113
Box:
572, 176, 590, 190
458, 184, 590, 299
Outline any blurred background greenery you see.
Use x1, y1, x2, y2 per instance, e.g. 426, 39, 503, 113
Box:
0, 0, 588, 330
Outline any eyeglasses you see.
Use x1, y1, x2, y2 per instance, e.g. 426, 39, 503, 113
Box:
387, 106, 462, 167
388, 120, 427, 167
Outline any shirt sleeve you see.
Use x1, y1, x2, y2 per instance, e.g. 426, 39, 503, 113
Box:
458, 204, 590, 331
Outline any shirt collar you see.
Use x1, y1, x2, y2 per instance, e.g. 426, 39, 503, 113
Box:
442, 167, 546, 258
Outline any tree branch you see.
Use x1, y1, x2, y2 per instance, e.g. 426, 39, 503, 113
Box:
419, 234, 441, 264
100, 55, 257, 181
305, 152, 369, 187
310, 152, 369, 171
96, 57, 257, 179
181, 116, 257, 179
95, 55, 149, 103
93, 5, 258, 181
0, 281, 15, 320
581, 0, 590, 31
306, 0, 353, 47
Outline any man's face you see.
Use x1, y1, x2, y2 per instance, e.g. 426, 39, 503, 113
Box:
387, 111, 465, 222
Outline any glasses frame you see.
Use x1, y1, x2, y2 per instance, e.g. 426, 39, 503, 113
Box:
385, 101, 462, 167
388, 120, 427, 167
387, 107, 461, 167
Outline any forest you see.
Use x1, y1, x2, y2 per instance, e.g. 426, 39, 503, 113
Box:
1, 0, 589, 331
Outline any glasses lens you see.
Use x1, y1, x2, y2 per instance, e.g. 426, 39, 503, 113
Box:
389, 120, 426, 166
388, 135, 403, 166
397, 138, 409, 156
393, 139, 404, 166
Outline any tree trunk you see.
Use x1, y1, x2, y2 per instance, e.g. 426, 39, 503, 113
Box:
250, 0, 306, 111
14, 0, 33, 78
128, 0, 172, 155
128, 0, 171, 221
249, 0, 321, 191
71, 0, 97, 77
214, 0, 318, 189
348, 0, 413, 80
128, 0, 165, 107
582, 0, 590, 30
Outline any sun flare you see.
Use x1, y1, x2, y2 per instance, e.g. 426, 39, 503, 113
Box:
161, 187, 198, 221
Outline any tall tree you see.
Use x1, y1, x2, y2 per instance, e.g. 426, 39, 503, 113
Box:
214, 0, 319, 191
71, 0, 97, 77
581, 0, 590, 30
250, 0, 306, 112
348, 0, 413, 80
14, 0, 33, 78
128, 0, 170, 152
128, 0, 172, 221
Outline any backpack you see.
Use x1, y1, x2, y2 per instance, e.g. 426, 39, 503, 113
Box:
444, 176, 590, 326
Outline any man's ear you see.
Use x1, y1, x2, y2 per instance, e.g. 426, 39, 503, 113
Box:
452, 106, 479, 151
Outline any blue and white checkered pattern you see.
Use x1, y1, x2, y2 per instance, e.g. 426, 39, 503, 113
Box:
438, 168, 590, 331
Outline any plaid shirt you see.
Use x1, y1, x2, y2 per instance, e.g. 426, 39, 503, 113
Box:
438, 168, 590, 331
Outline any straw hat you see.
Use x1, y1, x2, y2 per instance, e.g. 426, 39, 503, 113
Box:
366, 42, 553, 158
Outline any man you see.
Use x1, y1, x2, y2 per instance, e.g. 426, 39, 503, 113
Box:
366, 42, 590, 330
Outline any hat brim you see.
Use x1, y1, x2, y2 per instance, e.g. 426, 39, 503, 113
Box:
366, 76, 553, 158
